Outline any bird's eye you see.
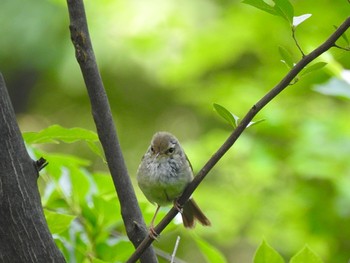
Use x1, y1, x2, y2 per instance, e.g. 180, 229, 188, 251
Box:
150, 146, 154, 152
167, 147, 175, 154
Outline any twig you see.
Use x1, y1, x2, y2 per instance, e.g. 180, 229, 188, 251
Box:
292, 26, 305, 58
34, 157, 48, 172
153, 247, 186, 263
126, 16, 350, 262
65, 0, 157, 262
171, 236, 181, 263
334, 44, 350, 51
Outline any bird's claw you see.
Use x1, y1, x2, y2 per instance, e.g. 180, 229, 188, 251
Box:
174, 200, 183, 213
149, 227, 159, 240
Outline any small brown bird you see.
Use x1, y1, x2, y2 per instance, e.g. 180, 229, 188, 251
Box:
137, 132, 210, 236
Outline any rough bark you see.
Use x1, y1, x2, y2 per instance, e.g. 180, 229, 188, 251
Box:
0, 74, 65, 262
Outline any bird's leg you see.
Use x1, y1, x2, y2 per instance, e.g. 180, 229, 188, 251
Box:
173, 199, 183, 214
149, 205, 160, 239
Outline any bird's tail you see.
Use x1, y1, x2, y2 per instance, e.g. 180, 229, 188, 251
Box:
181, 198, 211, 228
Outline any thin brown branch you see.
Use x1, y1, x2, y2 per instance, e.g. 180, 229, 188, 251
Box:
127, 16, 350, 262
65, 0, 157, 262
334, 44, 350, 51
292, 26, 305, 57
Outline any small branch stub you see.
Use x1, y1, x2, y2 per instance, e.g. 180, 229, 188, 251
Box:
35, 157, 48, 172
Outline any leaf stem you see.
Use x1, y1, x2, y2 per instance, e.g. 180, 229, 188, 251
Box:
292, 26, 305, 58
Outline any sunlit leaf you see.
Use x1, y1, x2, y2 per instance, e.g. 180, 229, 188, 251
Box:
301, 62, 327, 76
244, 0, 294, 24
214, 103, 264, 129
273, 0, 294, 24
213, 103, 239, 128
278, 46, 294, 68
242, 0, 277, 16
92, 172, 117, 196
44, 209, 76, 234
290, 246, 323, 263
23, 124, 99, 144
247, 119, 265, 128
253, 240, 285, 263
23, 125, 104, 160
91, 195, 121, 226
293, 14, 312, 27
46, 153, 91, 168
194, 236, 228, 263
95, 239, 134, 262
70, 168, 91, 207
90, 257, 108, 263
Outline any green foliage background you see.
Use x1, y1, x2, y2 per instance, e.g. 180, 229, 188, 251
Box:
2, 0, 350, 262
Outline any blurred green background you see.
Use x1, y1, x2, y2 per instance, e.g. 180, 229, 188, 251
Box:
2, 0, 350, 262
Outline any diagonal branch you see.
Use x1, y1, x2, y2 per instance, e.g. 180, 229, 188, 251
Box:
127, 16, 350, 262
65, 0, 157, 262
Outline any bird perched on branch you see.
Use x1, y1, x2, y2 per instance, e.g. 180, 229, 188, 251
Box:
137, 131, 210, 237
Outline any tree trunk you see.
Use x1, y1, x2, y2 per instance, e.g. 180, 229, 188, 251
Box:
0, 73, 65, 262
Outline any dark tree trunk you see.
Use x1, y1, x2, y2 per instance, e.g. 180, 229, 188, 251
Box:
0, 73, 65, 262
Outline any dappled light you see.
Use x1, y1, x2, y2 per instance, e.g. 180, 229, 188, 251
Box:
1, 0, 350, 262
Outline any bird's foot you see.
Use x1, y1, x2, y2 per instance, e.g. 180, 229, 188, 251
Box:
149, 226, 159, 240
173, 199, 183, 214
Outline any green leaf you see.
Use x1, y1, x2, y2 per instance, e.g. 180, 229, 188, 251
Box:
278, 46, 294, 68
293, 14, 312, 27
24, 125, 104, 159
23, 124, 99, 144
92, 172, 117, 196
44, 209, 76, 234
91, 195, 121, 226
242, 0, 277, 16
47, 153, 91, 169
273, 0, 294, 24
90, 257, 109, 263
247, 118, 265, 128
301, 62, 327, 76
194, 236, 227, 263
95, 239, 134, 262
253, 240, 285, 263
214, 103, 264, 128
290, 245, 323, 263
213, 103, 239, 128
70, 168, 91, 207
243, 0, 294, 24
242, 0, 294, 24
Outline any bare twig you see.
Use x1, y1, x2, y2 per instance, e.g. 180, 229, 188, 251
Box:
334, 44, 350, 51
127, 16, 350, 262
292, 26, 306, 57
171, 236, 181, 263
153, 247, 186, 263
65, 0, 157, 262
